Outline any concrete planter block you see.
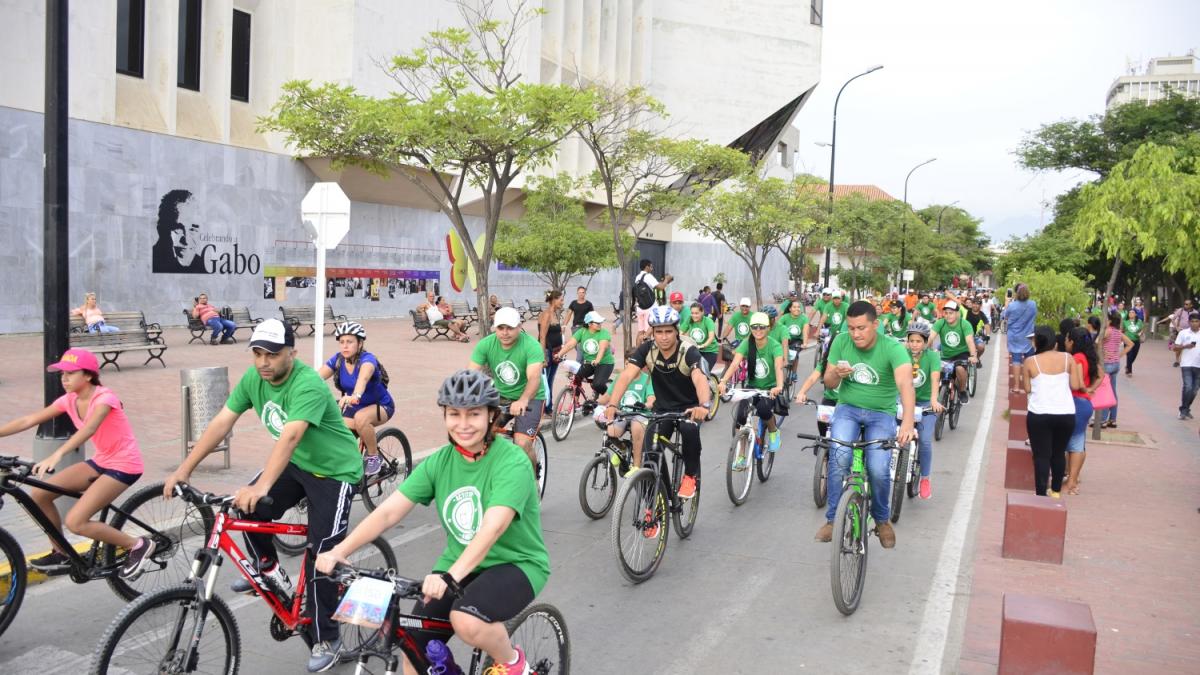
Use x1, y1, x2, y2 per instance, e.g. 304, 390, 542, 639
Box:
1002, 492, 1066, 564
1004, 440, 1035, 491
1000, 593, 1096, 674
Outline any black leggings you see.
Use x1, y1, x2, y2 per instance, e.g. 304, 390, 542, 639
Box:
1125, 340, 1140, 373
734, 395, 788, 427
1026, 412, 1073, 495
654, 417, 702, 477
578, 362, 615, 395
411, 564, 534, 654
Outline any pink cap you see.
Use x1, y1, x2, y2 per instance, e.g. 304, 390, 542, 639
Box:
47, 348, 99, 373
669, 291, 684, 302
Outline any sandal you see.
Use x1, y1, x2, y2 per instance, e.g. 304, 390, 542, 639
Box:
1106, 421, 1117, 429
1068, 486, 1080, 495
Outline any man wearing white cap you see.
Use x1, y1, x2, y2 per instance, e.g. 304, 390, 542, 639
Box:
810, 288, 834, 341
555, 310, 615, 397
163, 318, 363, 672
469, 307, 547, 469
722, 297, 755, 346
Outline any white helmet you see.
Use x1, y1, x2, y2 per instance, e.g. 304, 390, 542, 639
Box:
333, 321, 366, 340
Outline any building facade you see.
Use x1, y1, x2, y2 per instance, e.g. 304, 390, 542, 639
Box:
1105, 54, 1199, 109
0, 1, 822, 333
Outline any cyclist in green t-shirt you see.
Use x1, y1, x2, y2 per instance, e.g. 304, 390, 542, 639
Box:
778, 300, 811, 379
915, 294, 937, 323
930, 300, 978, 405
810, 288, 833, 341
821, 290, 848, 336
717, 312, 786, 454
163, 319, 362, 672
680, 302, 720, 372
905, 321, 943, 500
469, 307, 546, 469
603, 372, 656, 470
555, 311, 615, 396
877, 303, 908, 342
318, 370, 549, 675
722, 297, 754, 346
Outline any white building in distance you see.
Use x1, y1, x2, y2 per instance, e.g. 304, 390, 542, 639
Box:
1106, 53, 1199, 109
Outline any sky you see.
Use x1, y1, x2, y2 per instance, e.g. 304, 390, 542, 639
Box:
790, 0, 1200, 246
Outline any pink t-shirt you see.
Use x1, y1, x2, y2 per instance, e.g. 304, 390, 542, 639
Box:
53, 386, 144, 474
193, 303, 220, 324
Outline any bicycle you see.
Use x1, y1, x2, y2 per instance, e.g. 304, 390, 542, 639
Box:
610, 409, 701, 584
796, 401, 836, 508
888, 406, 934, 524
828, 436, 901, 616
577, 410, 637, 520
499, 403, 549, 501
91, 483, 397, 674
717, 340, 747, 403
724, 389, 781, 506
935, 361, 966, 440
551, 360, 602, 442
327, 563, 570, 675
812, 326, 831, 369
0, 455, 213, 638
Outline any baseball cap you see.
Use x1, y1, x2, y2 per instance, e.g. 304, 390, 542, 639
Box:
493, 306, 522, 328
47, 348, 99, 373
832, 289, 845, 298
749, 312, 770, 327
583, 310, 605, 324
821, 287, 831, 295
739, 297, 752, 306
1190, 312, 1200, 321
669, 291, 684, 303
249, 318, 295, 353
944, 300, 959, 312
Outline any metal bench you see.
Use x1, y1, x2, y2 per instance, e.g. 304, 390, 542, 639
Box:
70, 322, 168, 371
226, 307, 263, 337
182, 310, 208, 344
279, 304, 347, 336
525, 300, 547, 321
451, 302, 478, 330
410, 309, 451, 341
70, 310, 162, 342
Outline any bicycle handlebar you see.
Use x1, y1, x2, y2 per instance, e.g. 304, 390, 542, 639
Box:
328, 563, 461, 600
0, 455, 54, 476
173, 482, 274, 508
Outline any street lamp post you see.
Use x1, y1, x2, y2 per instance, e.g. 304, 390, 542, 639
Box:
937, 200, 960, 234
823, 65, 883, 289
899, 157, 936, 292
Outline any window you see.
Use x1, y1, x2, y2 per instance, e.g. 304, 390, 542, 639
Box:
811, 0, 823, 26
231, 10, 251, 101
178, 0, 202, 90
116, 0, 145, 77
777, 141, 790, 167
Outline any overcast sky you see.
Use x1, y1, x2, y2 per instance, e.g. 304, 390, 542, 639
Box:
790, 0, 1200, 245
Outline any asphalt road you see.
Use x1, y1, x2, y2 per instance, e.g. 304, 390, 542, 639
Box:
0, 355, 999, 675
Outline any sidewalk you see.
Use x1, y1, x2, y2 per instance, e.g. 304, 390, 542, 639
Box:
958, 340, 1200, 673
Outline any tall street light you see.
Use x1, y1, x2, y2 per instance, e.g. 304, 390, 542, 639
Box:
823, 65, 884, 289
937, 200, 960, 234
899, 157, 936, 292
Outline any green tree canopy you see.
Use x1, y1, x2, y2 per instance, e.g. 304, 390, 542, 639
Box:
1004, 267, 1091, 327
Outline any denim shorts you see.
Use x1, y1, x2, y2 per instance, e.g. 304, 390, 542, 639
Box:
85, 459, 142, 486
342, 400, 395, 421
1009, 348, 1035, 365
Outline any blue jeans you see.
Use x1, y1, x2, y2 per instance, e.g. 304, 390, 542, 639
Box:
827, 404, 896, 523
915, 401, 936, 477
1067, 395, 1092, 452
1098, 362, 1120, 422
87, 322, 119, 334
207, 317, 236, 340
1182, 367, 1200, 414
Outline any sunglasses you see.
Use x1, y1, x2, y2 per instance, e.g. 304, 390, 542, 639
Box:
750, 325, 769, 330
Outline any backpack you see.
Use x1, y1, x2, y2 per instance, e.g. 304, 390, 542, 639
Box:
334, 354, 390, 394
646, 335, 702, 378
634, 272, 655, 310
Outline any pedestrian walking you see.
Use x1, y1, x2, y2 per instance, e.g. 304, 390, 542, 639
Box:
1123, 308, 1144, 376
1002, 283, 1038, 393
1023, 327, 1080, 498
1165, 298, 1194, 367
1173, 311, 1200, 420
1096, 312, 1133, 428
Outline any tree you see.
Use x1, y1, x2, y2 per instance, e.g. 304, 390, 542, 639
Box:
261, 0, 598, 333
995, 228, 1092, 283
1004, 267, 1091, 328
494, 173, 632, 294
773, 174, 828, 290
913, 205, 994, 288
824, 193, 911, 297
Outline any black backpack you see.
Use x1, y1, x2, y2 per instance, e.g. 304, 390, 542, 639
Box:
634, 272, 655, 310
334, 354, 390, 393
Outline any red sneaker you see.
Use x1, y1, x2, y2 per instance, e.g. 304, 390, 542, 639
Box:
484, 646, 529, 675
677, 474, 697, 500
919, 477, 932, 500
642, 509, 660, 539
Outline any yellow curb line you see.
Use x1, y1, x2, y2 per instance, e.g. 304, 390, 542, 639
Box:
0, 541, 95, 586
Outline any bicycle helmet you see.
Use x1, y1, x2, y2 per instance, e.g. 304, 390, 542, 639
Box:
646, 305, 680, 327
762, 305, 778, 319
905, 321, 931, 339
437, 369, 501, 409
334, 321, 366, 340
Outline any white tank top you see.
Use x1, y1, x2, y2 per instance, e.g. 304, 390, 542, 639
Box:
1028, 352, 1075, 415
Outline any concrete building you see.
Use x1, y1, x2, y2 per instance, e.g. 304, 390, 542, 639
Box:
0, 1, 822, 332
1106, 53, 1199, 109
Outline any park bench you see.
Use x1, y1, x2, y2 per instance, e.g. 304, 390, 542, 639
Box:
225, 307, 263, 337
70, 310, 162, 342
410, 309, 451, 341
182, 307, 263, 344
279, 304, 347, 336
69, 320, 167, 371
450, 302, 478, 330
525, 300, 547, 321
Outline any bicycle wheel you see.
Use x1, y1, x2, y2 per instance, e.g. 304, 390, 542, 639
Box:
725, 428, 753, 506
578, 453, 618, 520
755, 433, 776, 483
552, 388, 576, 441
889, 445, 910, 524
534, 433, 549, 501
105, 482, 216, 601
340, 536, 399, 654
0, 526, 26, 639
477, 603, 571, 675
91, 585, 241, 675
906, 441, 921, 499
949, 392, 962, 430
361, 428, 413, 512
968, 362, 978, 397
830, 489, 869, 616
934, 391, 948, 441
671, 455, 700, 539
273, 499, 309, 557
610, 468, 668, 584
705, 375, 721, 421
812, 444, 829, 508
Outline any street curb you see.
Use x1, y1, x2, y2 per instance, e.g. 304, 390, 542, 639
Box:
0, 541, 94, 587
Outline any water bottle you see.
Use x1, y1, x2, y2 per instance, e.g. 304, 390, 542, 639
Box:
425, 639, 462, 675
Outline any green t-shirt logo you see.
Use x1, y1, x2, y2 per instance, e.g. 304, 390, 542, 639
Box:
260, 400, 287, 438
689, 327, 705, 343
754, 358, 769, 380
442, 486, 482, 545
944, 330, 961, 347
583, 338, 599, 355
737, 322, 750, 336
913, 368, 927, 389
831, 312, 843, 325
850, 363, 880, 385
788, 324, 801, 337
495, 361, 520, 386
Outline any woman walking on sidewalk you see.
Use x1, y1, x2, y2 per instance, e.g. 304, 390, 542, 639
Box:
1064, 328, 1101, 495
1002, 283, 1037, 393
1096, 312, 1133, 428
1022, 327, 1081, 498
1123, 308, 1144, 376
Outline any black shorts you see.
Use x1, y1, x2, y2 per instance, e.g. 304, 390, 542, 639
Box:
85, 459, 142, 486
413, 563, 533, 630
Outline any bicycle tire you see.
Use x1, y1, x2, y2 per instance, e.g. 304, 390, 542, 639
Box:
968, 362, 978, 397
105, 482, 216, 601
0, 526, 26, 639
755, 435, 776, 483
476, 603, 571, 675
906, 441, 921, 499
830, 489, 868, 616
889, 444, 910, 524
672, 454, 699, 540
935, 390, 948, 441
91, 584, 241, 675
950, 392, 962, 430
610, 468, 668, 584
705, 375, 721, 421
812, 444, 829, 508
361, 427, 413, 512
578, 454, 618, 520
534, 433, 549, 501
552, 388, 576, 441
273, 499, 309, 557
725, 428, 753, 506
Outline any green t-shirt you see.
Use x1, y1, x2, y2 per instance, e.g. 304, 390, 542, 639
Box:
1122, 319, 1143, 342
225, 361, 362, 484
779, 313, 809, 345
910, 348, 942, 402
878, 314, 907, 340
735, 336, 783, 390
824, 302, 847, 335
728, 311, 753, 340
470, 332, 547, 401
826, 332, 911, 413
398, 436, 550, 595
932, 317, 975, 359
618, 372, 655, 408
813, 359, 839, 402
572, 327, 614, 365
770, 323, 791, 351
680, 315, 719, 353
814, 299, 831, 321
915, 302, 937, 321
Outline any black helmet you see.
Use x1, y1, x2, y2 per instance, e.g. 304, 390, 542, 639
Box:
437, 369, 501, 409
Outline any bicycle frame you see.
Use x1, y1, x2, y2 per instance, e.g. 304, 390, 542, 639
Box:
352, 591, 466, 675
639, 417, 687, 514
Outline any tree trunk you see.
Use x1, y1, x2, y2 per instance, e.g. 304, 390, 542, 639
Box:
475, 279, 491, 337
1104, 255, 1122, 301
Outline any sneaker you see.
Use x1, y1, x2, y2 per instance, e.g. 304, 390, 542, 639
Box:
484, 646, 530, 675
219, 336, 235, 345
919, 477, 932, 500
1047, 489, 1061, 500
731, 455, 748, 471
1180, 412, 1188, 421
120, 537, 157, 580
1188, 411, 1195, 420
624, 466, 640, 479
768, 430, 781, 452
815, 521, 833, 542
209, 336, 219, 345
307, 639, 342, 673
363, 454, 383, 476
641, 509, 659, 539
958, 390, 969, 405
677, 474, 697, 500
29, 550, 71, 573
875, 521, 896, 549
231, 561, 292, 595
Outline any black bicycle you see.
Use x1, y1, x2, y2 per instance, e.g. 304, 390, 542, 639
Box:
935, 362, 966, 440
0, 455, 213, 638
578, 410, 638, 520
610, 409, 702, 583
797, 400, 836, 508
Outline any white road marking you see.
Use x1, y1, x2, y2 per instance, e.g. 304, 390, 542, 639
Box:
907, 353, 1001, 674
661, 571, 775, 673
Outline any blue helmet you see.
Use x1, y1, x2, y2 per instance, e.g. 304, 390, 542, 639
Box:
762, 305, 778, 319
647, 305, 680, 327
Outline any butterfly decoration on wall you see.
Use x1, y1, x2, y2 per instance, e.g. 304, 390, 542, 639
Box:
445, 228, 485, 293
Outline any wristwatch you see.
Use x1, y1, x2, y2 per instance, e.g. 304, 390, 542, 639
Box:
701, 401, 712, 409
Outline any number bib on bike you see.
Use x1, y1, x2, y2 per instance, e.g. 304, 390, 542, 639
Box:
932, 318, 974, 359
826, 332, 910, 413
